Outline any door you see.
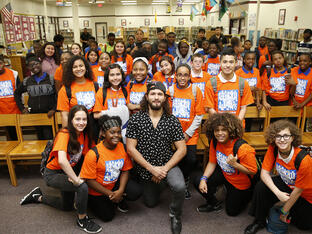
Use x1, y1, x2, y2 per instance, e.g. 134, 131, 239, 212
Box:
95, 22, 107, 44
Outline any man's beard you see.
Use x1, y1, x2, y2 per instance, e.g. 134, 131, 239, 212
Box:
148, 99, 164, 111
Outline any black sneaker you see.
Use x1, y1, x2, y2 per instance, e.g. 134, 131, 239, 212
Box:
185, 189, 192, 200
117, 199, 129, 213
20, 187, 42, 205
77, 216, 102, 234
196, 201, 222, 213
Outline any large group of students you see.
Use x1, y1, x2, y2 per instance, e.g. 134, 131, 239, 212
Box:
1, 26, 312, 234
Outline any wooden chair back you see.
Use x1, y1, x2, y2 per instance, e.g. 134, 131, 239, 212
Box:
301, 106, 312, 133
54, 112, 62, 132
267, 106, 302, 128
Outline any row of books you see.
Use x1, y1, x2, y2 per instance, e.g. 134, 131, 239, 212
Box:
264, 28, 301, 41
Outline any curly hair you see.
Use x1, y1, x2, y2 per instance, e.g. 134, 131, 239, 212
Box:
63, 55, 93, 88
103, 63, 125, 89
205, 113, 244, 142
66, 105, 93, 154
265, 120, 301, 147
111, 41, 127, 63
39, 42, 60, 65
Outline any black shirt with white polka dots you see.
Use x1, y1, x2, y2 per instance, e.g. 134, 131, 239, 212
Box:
126, 111, 184, 180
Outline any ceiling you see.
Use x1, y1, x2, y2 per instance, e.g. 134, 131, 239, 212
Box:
37, 0, 203, 6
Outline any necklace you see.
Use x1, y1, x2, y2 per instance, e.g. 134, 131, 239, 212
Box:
109, 87, 120, 107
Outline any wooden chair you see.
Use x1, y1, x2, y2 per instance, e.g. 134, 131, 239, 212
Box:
197, 113, 210, 169
7, 113, 56, 186
54, 111, 62, 132
0, 114, 21, 185
267, 106, 302, 128
300, 106, 312, 146
243, 106, 268, 151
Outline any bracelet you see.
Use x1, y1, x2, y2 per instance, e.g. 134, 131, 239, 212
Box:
200, 176, 208, 182
280, 207, 289, 216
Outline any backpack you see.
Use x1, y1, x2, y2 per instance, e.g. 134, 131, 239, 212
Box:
273, 146, 311, 171
65, 82, 99, 103
102, 86, 128, 106
40, 139, 55, 175
212, 138, 262, 187
168, 84, 197, 102
127, 73, 153, 91
90, 146, 100, 162
209, 76, 245, 97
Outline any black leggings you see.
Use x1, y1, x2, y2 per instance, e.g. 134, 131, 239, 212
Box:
88, 179, 142, 222
249, 176, 312, 230
194, 166, 252, 216
179, 145, 197, 179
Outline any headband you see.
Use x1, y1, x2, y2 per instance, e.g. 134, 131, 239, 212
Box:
133, 57, 149, 67
102, 119, 121, 132
180, 39, 190, 46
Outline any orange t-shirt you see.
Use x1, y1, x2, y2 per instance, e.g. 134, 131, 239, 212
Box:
262, 67, 297, 102
235, 67, 261, 90
57, 79, 97, 112
190, 70, 212, 100
258, 54, 271, 69
204, 55, 221, 76
153, 71, 176, 90
111, 54, 133, 75
262, 145, 312, 204
149, 53, 175, 73
92, 66, 105, 88
0, 68, 21, 114
93, 87, 128, 112
258, 46, 269, 57
167, 84, 205, 145
126, 77, 150, 105
46, 129, 91, 170
54, 65, 63, 82
80, 142, 133, 196
292, 67, 312, 106
204, 75, 254, 116
209, 138, 257, 190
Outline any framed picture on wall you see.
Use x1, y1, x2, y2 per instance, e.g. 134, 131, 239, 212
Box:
278, 9, 286, 25
121, 19, 126, 27
83, 20, 89, 28
144, 18, 150, 26
63, 20, 68, 28
178, 18, 184, 26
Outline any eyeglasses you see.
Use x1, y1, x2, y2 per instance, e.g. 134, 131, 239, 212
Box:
276, 134, 292, 141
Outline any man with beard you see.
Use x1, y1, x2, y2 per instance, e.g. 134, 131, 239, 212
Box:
126, 81, 186, 234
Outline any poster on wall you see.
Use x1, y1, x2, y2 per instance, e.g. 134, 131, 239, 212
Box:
2, 15, 15, 44
13, 15, 22, 42
28, 17, 36, 40
21, 16, 31, 41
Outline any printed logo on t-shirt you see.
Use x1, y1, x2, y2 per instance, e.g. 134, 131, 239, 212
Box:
107, 98, 126, 109
216, 151, 235, 174
192, 82, 206, 97
270, 77, 286, 92
115, 61, 127, 74
218, 90, 238, 112
103, 159, 125, 184
245, 77, 257, 88
0, 80, 14, 98
276, 162, 296, 187
69, 144, 83, 166
207, 63, 220, 76
295, 78, 308, 97
130, 91, 145, 105
76, 91, 96, 110
172, 98, 191, 119
156, 61, 160, 72
97, 76, 104, 88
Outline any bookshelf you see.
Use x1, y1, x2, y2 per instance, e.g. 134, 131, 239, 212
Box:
264, 28, 299, 64
174, 27, 190, 41
60, 29, 74, 45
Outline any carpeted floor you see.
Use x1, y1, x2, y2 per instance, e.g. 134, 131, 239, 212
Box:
0, 165, 309, 234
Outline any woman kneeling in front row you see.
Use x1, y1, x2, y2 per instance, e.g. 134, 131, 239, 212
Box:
245, 120, 312, 234
194, 113, 257, 216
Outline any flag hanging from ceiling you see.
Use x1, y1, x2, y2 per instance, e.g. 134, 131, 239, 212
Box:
219, 0, 232, 20
202, 0, 217, 16
1, 3, 14, 25
155, 9, 157, 23
190, 5, 199, 22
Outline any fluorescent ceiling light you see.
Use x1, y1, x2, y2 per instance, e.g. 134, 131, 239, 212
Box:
152, 0, 169, 2
122, 3, 136, 5
121, 1, 137, 2
97, 1, 105, 3
152, 3, 166, 4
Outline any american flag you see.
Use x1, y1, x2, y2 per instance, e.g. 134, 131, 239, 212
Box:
1, 3, 14, 25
